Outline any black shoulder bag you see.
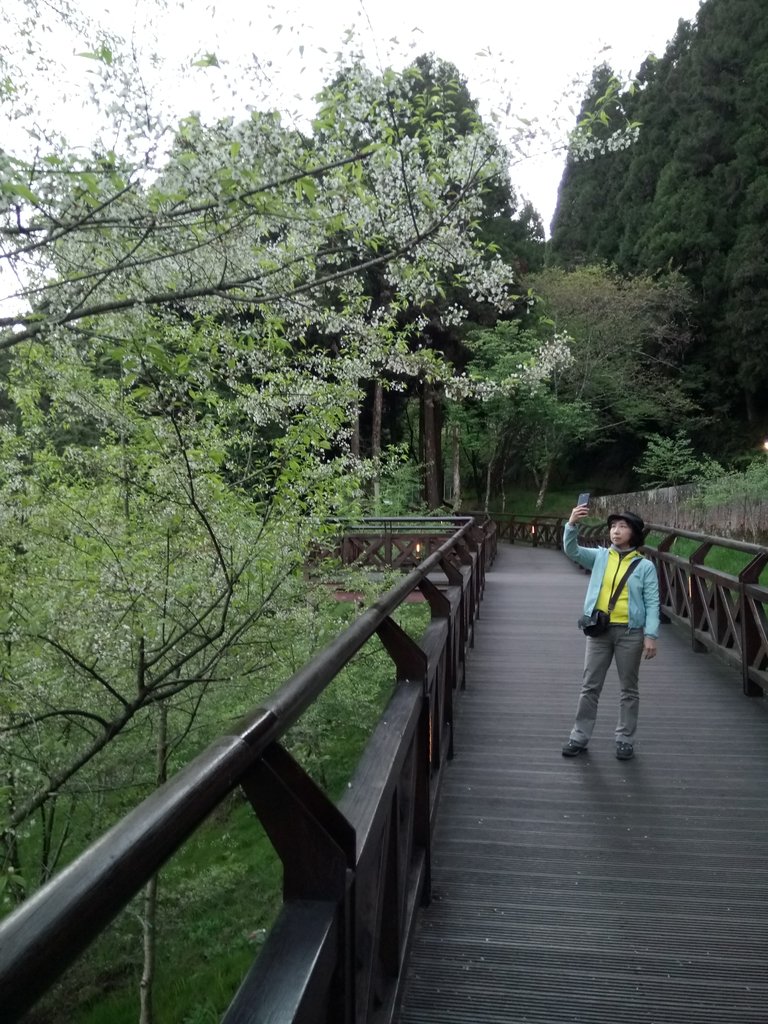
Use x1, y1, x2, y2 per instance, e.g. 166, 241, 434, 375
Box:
578, 558, 640, 637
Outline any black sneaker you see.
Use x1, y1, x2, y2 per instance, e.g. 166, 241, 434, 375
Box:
561, 740, 587, 757
616, 742, 634, 760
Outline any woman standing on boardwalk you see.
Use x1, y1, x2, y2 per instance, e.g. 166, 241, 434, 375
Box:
561, 504, 660, 761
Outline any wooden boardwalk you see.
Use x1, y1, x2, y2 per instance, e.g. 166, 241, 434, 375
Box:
396, 543, 768, 1024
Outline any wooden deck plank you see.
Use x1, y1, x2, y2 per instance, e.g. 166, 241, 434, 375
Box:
396, 543, 768, 1024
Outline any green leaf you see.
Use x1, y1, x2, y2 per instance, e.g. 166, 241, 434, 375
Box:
0, 182, 41, 205
76, 46, 113, 66
192, 53, 220, 68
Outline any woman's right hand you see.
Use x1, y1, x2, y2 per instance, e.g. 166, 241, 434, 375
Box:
568, 504, 590, 525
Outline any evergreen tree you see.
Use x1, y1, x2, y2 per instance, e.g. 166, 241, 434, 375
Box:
614, 22, 697, 271
549, 0, 768, 449
549, 64, 635, 264
637, 0, 768, 434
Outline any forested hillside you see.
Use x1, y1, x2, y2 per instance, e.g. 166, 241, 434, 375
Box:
549, 0, 768, 453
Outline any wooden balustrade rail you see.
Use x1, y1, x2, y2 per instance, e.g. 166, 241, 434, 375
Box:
0, 517, 493, 1024
467, 513, 566, 550
335, 515, 496, 571
643, 525, 768, 697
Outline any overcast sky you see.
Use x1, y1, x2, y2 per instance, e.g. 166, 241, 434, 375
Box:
15, 0, 705, 231
257, 0, 705, 230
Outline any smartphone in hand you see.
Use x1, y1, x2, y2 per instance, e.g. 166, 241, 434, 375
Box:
577, 491, 590, 506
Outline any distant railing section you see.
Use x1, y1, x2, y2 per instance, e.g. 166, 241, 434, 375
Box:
334, 518, 495, 679
0, 518, 493, 1024
468, 513, 565, 549
337, 515, 496, 571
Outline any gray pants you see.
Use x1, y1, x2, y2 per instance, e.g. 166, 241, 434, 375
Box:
569, 626, 645, 746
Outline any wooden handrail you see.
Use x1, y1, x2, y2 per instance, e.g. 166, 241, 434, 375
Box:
0, 516, 491, 1023
639, 524, 768, 697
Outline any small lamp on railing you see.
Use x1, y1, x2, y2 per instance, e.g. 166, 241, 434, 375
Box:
763, 439, 768, 453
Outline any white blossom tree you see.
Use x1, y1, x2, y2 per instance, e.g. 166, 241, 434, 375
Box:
0, 0, 535, 906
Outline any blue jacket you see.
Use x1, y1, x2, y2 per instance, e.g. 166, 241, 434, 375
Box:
563, 523, 660, 638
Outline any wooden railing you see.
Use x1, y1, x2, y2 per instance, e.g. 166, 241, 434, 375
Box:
337, 515, 497, 571
644, 525, 768, 697
0, 517, 493, 1024
470, 513, 566, 549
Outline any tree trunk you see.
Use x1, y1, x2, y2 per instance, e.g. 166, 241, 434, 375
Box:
38, 798, 71, 884
484, 456, 494, 514
405, 397, 418, 462
2, 773, 24, 907
451, 422, 461, 512
372, 380, 383, 507
535, 460, 552, 512
744, 388, 755, 425
422, 382, 442, 509
139, 703, 169, 1024
467, 451, 483, 504
39, 800, 54, 885
350, 404, 360, 458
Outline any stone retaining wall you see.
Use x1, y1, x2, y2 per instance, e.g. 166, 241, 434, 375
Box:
592, 485, 768, 543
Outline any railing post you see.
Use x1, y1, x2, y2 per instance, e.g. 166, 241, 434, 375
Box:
451, 539, 477, 651
655, 533, 676, 624
237, 742, 357, 1024
689, 541, 713, 653
469, 524, 487, 600
739, 553, 768, 697
375, 618, 433, 904
438, 554, 469, 688
376, 616, 429, 684
419, 577, 457, 758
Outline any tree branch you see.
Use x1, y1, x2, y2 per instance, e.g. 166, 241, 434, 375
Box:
0, 708, 111, 734
0, 176, 492, 350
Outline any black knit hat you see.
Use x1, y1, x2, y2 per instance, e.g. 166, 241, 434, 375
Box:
606, 511, 645, 548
